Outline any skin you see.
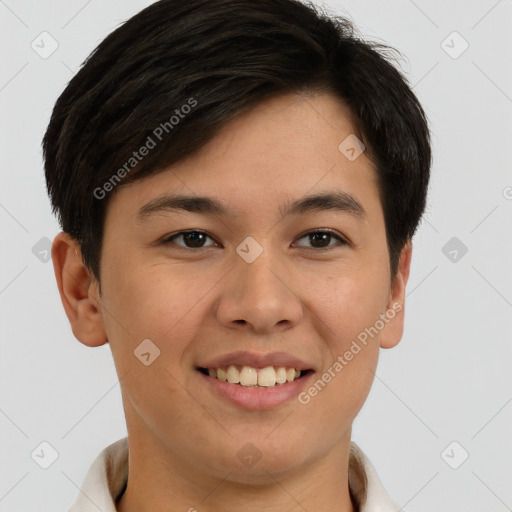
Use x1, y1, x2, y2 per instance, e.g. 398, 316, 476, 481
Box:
52, 91, 412, 512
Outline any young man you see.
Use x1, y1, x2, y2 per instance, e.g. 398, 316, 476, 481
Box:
43, 0, 431, 510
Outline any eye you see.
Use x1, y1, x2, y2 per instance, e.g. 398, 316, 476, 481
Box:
162, 230, 217, 249
162, 229, 348, 251
293, 229, 348, 249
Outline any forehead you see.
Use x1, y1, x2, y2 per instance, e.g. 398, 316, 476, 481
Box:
108, 91, 381, 223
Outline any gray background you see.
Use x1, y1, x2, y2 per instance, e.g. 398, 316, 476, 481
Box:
1, 0, 511, 510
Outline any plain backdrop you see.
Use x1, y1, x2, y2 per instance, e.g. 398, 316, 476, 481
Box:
1, 1, 511, 511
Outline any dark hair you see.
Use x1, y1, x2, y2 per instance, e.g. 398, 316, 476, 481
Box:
43, 0, 431, 282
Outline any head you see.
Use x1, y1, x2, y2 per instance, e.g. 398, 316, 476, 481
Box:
44, 0, 430, 486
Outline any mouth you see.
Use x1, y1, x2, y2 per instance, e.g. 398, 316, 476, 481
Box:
197, 365, 313, 388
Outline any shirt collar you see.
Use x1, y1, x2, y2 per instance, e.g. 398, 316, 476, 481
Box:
68, 438, 400, 512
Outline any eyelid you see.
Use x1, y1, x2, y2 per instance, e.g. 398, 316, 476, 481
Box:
162, 228, 349, 250
162, 230, 219, 248
293, 228, 349, 248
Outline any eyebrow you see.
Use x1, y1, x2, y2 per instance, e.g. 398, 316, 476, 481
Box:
136, 191, 366, 222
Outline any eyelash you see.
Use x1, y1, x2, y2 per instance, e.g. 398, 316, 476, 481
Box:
161, 229, 349, 251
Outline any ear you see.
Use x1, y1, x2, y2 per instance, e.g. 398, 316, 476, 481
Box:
51, 232, 108, 347
379, 239, 413, 349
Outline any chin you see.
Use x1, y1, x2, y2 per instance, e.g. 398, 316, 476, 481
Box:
209, 439, 311, 484
219, 457, 307, 486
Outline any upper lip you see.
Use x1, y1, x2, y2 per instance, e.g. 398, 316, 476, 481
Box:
198, 351, 313, 371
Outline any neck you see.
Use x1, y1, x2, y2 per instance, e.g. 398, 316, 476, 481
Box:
116, 431, 356, 512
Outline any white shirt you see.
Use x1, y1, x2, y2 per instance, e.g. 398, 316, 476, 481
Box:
68, 437, 401, 512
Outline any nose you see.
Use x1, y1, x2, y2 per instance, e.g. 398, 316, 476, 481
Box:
215, 244, 303, 334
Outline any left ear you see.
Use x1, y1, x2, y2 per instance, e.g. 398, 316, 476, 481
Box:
379, 239, 413, 349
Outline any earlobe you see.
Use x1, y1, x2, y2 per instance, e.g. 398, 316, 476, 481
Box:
51, 232, 108, 347
379, 240, 413, 349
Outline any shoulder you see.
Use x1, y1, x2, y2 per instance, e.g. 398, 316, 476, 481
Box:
349, 441, 402, 512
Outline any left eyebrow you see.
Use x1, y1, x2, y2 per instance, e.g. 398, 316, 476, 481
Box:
135, 191, 366, 222
280, 191, 366, 220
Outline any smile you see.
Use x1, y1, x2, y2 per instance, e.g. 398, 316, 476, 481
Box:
198, 365, 310, 388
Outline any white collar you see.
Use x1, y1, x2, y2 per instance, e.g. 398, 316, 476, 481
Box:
68, 438, 400, 512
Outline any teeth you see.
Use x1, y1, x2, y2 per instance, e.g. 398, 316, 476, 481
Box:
276, 367, 287, 384
258, 366, 276, 387
204, 365, 305, 387
217, 368, 228, 382
239, 366, 258, 386
226, 364, 240, 384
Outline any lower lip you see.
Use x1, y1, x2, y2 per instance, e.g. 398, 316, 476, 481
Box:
197, 370, 314, 410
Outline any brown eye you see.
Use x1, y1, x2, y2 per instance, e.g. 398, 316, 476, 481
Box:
294, 230, 347, 249
163, 231, 216, 249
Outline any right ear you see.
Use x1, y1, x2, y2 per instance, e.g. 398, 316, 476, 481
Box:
51, 232, 108, 347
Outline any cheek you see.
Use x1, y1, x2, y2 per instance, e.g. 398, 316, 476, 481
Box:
299, 264, 387, 409
98, 258, 218, 384
307, 266, 390, 346
101, 259, 212, 338
316, 347, 379, 433
299, 282, 382, 429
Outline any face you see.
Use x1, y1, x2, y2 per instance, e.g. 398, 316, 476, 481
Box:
74, 92, 409, 482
